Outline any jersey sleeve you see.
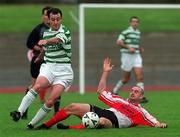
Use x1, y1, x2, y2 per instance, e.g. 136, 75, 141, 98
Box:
55, 30, 70, 44
98, 91, 127, 107
117, 31, 126, 42
26, 25, 41, 49
140, 107, 159, 127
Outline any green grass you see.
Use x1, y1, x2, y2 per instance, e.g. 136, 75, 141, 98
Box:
85, 8, 180, 32
1, 5, 180, 32
0, 4, 78, 32
0, 91, 180, 137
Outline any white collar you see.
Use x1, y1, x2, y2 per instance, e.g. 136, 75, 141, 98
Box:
49, 24, 63, 32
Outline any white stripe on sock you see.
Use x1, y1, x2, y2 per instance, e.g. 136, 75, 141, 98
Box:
29, 104, 52, 126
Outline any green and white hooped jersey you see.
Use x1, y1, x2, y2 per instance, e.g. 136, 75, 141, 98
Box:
117, 26, 141, 54
43, 24, 71, 64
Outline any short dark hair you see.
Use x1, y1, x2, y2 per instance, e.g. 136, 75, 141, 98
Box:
42, 6, 52, 15
129, 16, 139, 22
47, 8, 63, 18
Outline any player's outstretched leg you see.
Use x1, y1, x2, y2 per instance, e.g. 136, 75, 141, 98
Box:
35, 124, 50, 130
27, 104, 52, 129
57, 123, 70, 129
21, 88, 29, 119
10, 89, 38, 122
34, 108, 69, 130
57, 123, 85, 130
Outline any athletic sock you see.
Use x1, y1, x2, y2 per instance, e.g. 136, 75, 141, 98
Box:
18, 89, 37, 115
45, 109, 68, 128
136, 82, 144, 91
29, 104, 52, 126
54, 96, 61, 114
69, 124, 85, 129
113, 80, 124, 94
22, 88, 30, 117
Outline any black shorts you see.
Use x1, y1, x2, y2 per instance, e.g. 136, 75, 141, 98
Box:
90, 105, 119, 128
30, 56, 43, 78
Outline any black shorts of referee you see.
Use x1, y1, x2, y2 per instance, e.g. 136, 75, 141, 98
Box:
90, 105, 119, 128
30, 56, 44, 78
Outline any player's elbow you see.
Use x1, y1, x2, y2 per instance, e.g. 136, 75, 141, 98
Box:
116, 40, 123, 46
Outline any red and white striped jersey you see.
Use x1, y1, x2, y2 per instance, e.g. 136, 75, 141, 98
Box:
98, 91, 159, 127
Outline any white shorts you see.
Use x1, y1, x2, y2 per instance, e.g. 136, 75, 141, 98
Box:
39, 63, 74, 91
108, 108, 131, 128
121, 53, 142, 72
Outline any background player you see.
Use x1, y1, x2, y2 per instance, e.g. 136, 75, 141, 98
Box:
112, 16, 148, 103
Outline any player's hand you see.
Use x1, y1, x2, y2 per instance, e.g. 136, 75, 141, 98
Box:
34, 57, 42, 63
155, 122, 167, 128
140, 47, 144, 53
160, 123, 167, 128
103, 58, 114, 72
38, 40, 48, 46
128, 47, 135, 53
33, 45, 42, 51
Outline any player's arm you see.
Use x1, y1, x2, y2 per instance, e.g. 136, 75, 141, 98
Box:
116, 39, 135, 53
38, 32, 68, 45
140, 47, 144, 53
33, 45, 42, 51
141, 108, 167, 128
97, 58, 114, 94
26, 25, 41, 49
34, 48, 45, 63
38, 37, 61, 45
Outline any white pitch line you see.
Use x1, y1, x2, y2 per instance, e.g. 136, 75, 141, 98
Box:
69, 10, 79, 26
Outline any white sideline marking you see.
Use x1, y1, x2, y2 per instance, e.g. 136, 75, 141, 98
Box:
69, 11, 79, 25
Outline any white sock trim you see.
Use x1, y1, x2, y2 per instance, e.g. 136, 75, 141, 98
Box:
136, 82, 144, 91
113, 80, 124, 93
18, 89, 37, 115
29, 104, 52, 126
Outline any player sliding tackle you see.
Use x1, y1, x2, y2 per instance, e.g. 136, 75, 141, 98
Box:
35, 58, 167, 130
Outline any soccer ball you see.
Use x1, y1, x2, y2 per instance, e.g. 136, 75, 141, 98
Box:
82, 112, 99, 128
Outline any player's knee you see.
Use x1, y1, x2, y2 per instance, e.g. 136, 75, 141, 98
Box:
98, 118, 106, 126
98, 117, 112, 128
45, 99, 54, 108
64, 103, 81, 114
33, 84, 41, 92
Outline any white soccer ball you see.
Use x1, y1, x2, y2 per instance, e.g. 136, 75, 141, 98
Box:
82, 112, 99, 128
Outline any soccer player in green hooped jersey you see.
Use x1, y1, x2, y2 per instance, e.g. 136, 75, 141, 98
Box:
112, 16, 148, 103
10, 8, 74, 129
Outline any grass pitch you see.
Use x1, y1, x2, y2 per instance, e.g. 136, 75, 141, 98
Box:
0, 91, 180, 137
1, 5, 180, 32
0, 4, 179, 137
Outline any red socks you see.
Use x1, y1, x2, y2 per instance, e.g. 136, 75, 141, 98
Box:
44, 108, 85, 129
39, 89, 46, 103
45, 109, 68, 127
69, 124, 85, 129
